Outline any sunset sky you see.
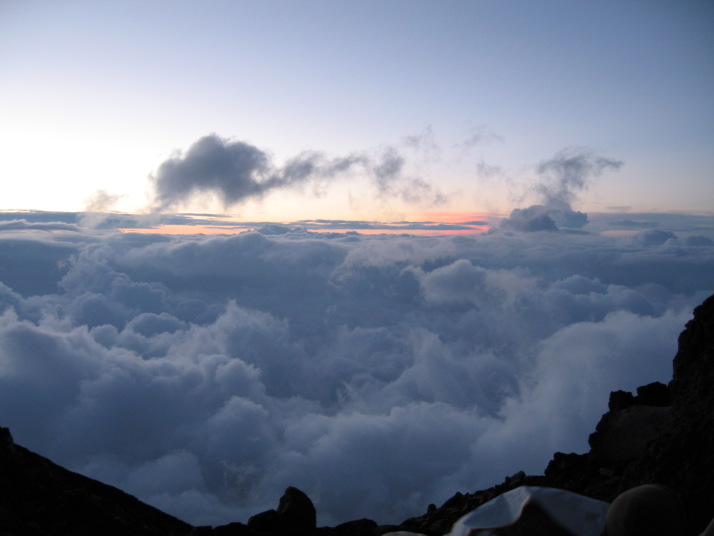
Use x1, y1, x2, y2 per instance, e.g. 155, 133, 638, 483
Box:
1, 1, 712, 222
1, 1, 714, 529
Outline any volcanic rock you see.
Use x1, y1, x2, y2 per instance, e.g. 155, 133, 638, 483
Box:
395, 293, 714, 536
247, 486, 317, 535
0, 427, 192, 536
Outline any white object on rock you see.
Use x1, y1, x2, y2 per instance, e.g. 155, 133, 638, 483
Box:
446, 486, 609, 536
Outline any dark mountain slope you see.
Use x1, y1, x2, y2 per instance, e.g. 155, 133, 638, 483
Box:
0, 427, 192, 536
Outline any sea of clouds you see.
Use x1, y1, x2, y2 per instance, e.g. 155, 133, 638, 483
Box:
1, 212, 713, 527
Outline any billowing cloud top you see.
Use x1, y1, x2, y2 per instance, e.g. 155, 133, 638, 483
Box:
151, 135, 272, 210
0, 213, 712, 527
501, 148, 623, 233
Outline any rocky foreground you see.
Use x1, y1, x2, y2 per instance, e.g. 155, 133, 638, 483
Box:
1, 294, 713, 536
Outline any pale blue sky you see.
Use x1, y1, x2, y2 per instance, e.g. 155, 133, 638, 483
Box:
1, 0, 712, 219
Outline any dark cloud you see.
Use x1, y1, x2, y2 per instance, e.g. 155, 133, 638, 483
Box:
0, 216, 712, 527
535, 147, 623, 206
500, 201, 590, 233
150, 134, 446, 212
151, 135, 272, 211
369, 147, 405, 194
499, 205, 560, 232
501, 148, 622, 232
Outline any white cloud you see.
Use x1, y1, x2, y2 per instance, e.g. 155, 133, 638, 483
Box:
0, 219, 712, 526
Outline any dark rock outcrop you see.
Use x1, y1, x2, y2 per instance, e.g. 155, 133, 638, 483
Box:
588, 386, 673, 463
539, 294, 714, 534
402, 293, 714, 536
0, 427, 192, 536
246, 486, 317, 535
618, 293, 714, 534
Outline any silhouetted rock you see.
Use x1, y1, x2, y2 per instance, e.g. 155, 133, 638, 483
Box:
394, 293, 714, 536
588, 404, 672, 462
278, 486, 317, 532
192, 522, 251, 535
618, 293, 714, 534
245, 486, 317, 535
608, 390, 635, 411
635, 381, 671, 407
247, 509, 284, 533
316, 518, 378, 536
0, 427, 192, 536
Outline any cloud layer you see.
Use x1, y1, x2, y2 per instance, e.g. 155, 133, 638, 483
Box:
0, 217, 712, 526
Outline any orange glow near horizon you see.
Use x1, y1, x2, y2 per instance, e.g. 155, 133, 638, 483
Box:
117, 212, 499, 236
308, 226, 490, 236
409, 211, 502, 223
118, 225, 253, 235
119, 224, 491, 236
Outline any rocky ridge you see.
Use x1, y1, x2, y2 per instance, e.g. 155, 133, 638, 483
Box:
1, 293, 712, 535
0, 426, 191, 536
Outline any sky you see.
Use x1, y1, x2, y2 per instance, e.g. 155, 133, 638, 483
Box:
1, 0, 713, 221
1, 0, 714, 530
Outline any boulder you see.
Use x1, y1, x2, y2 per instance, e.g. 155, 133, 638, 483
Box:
278, 486, 317, 532
247, 486, 316, 535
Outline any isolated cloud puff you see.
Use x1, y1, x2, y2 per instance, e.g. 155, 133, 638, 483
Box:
535, 147, 623, 205
501, 148, 622, 232
0, 220, 712, 526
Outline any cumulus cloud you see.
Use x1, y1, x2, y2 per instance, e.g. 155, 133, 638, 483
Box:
0, 218, 712, 527
150, 135, 271, 211
501, 148, 623, 232
150, 134, 445, 212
